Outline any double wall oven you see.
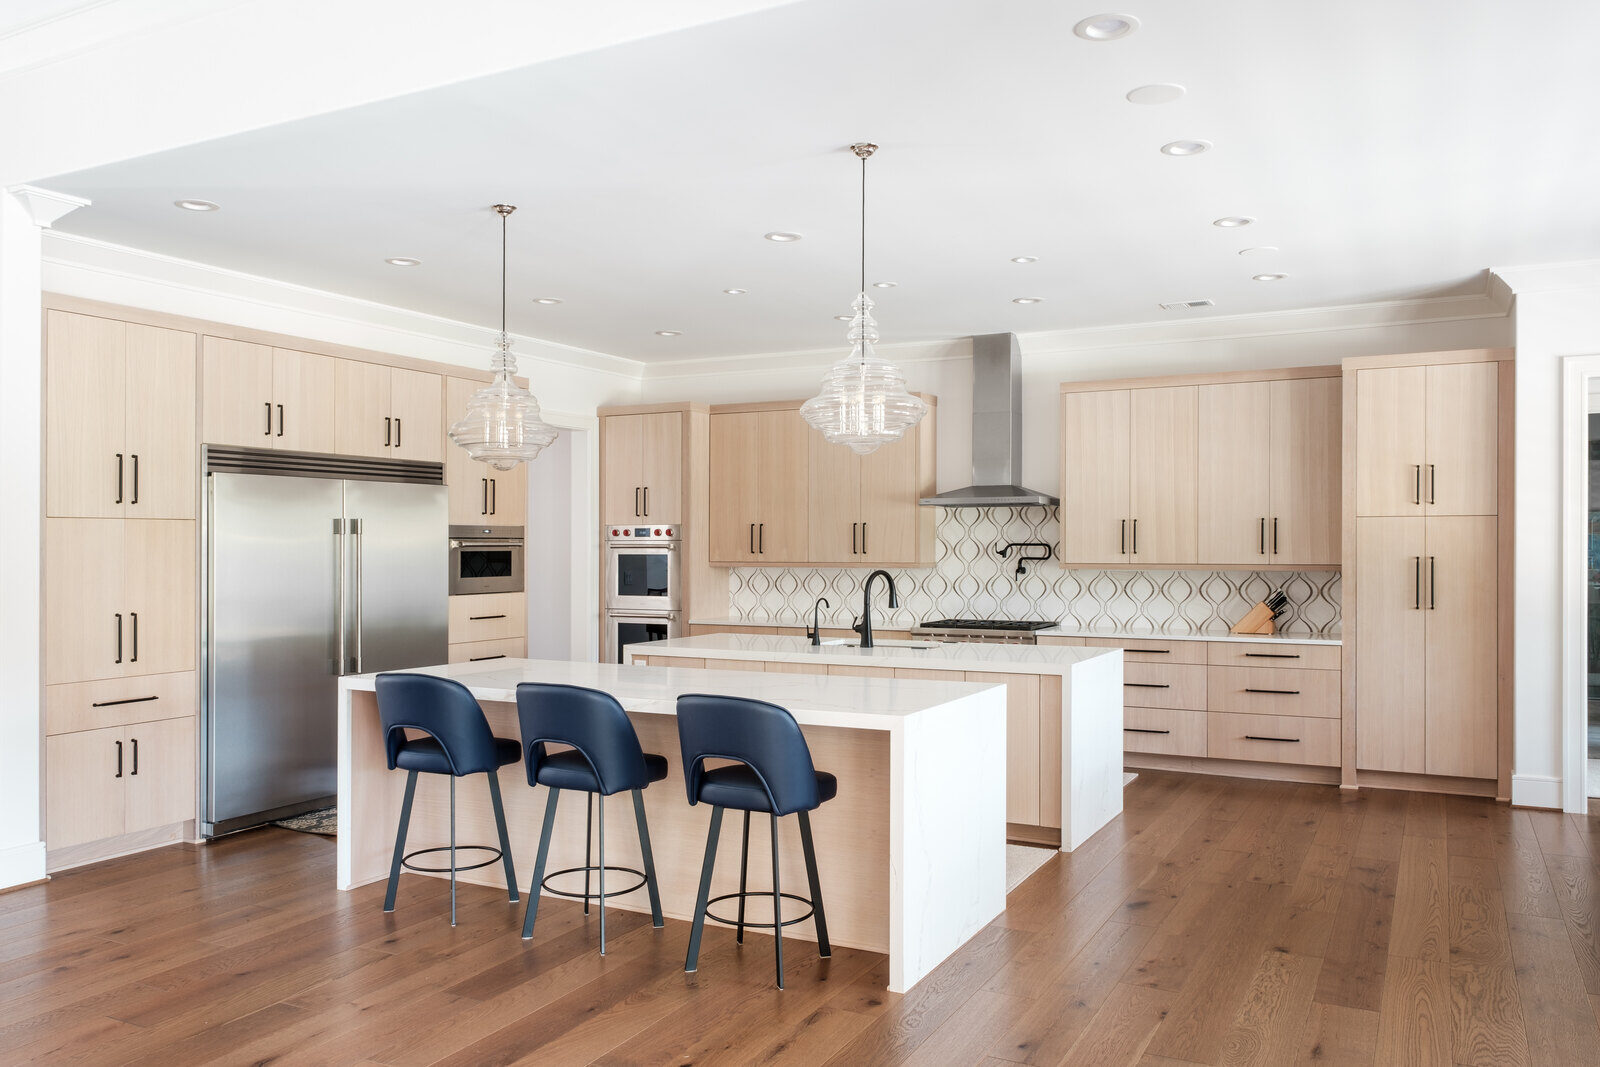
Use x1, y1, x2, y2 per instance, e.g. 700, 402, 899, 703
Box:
603, 524, 682, 662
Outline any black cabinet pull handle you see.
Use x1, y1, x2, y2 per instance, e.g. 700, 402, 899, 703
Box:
1121, 519, 1127, 555
92, 695, 158, 708
384, 416, 391, 446
759, 523, 765, 553
1244, 652, 1300, 659
1125, 682, 1170, 689
749, 523, 755, 554
115, 453, 124, 504
643, 486, 648, 515
1412, 464, 1421, 505
1413, 556, 1421, 610
482, 478, 489, 515
1428, 463, 1436, 505
131, 737, 139, 776
1271, 517, 1278, 555
114, 613, 122, 664
635, 487, 641, 517
1132, 518, 1138, 554
469, 654, 507, 661
131, 454, 139, 505
852, 522, 858, 554
264, 402, 272, 436
115, 740, 123, 778
469, 614, 507, 621
130, 612, 138, 662
1245, 687, 1300, 695
1429, 555, 1436, 610
395, 418, 402, 447
1245, 734, 1300, 743
276, 403, 284, 437
1124, 727, 1171, 735
861, 523, 866, 554
1258, 517, 1265, 556
1133, 649, 1171, 655
490, 479, 496, 515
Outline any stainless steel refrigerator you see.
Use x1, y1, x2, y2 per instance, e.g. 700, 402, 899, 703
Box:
202, 452, 447, 836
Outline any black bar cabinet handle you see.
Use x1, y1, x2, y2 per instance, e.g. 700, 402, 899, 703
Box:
92, 695, 158, 708
1135, 649, 1171, 655
490, 479, 496, 515
1244, 652, 1300, 659
114, 613, 122, 663
1245, 687, 1301, 695
1272, 517, 1278, 555
1125, 682, 1170, 689
852, 523, 858, 554
384, 417, 391, 446
395, 418, 402, 447
1245, 734, 1300, 743
131, 737, 139, 776
1429, 555, 1436, 610
469, 614, 508, 621
1412, 464, 1421, 505
1121, 519, 1127, 555
131, 454, 139, 504
759, 523, 765, 553
482, 478, 489, 515
749, 523, 755, 554
264, 402, 272, 436
115, 453, 124, 503
1428, 463, 1436, 505
643, 486, 648, 515
276, 404, 284, 437
861, 523, 867, 554
1124, 727, 1171, 735
1258, 517, 1265, 556
115, 740, 123, 778
130, 612, 138, 662
1132, 518, 1138, 554
470, 654, 508, 661
1413, 556, 1421, 610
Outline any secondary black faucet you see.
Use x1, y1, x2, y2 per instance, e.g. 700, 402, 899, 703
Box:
807, 596, 830, 646
854, 570, 898, 649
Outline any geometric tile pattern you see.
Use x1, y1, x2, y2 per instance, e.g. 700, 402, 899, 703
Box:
728, 506, 1341, 637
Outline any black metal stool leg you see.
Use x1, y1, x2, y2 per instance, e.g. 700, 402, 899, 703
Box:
487, 772, 519, 903
798, 809, 830, 958
770, 813, 784, 989
597, 793, 607, 955
523, 787, 560, 940
736, 810, 751, 945
449, 776, 458, 927
685, 805, 724, 973
383, 771, 418, 912
632, 789, 664, 928
584, 792, 593, 916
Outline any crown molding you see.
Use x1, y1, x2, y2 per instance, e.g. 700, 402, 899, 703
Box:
7, 184, 90, 227
1492, 260, 1600, 296
41, 229, 645, 381
641, 336, 973, 379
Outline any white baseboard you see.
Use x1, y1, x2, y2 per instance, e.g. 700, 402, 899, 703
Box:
1512, 774, 1564, 810
0, 839, 46, 889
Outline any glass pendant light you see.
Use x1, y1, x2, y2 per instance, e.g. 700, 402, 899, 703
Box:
448, 204, 559, 470
800, 143, 927, 455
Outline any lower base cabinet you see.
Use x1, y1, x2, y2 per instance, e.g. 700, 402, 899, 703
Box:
448, 637, 527, 663
47, 717, 195, 850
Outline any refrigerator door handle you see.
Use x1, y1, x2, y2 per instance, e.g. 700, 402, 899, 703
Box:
334, 518, 347, 674
352, 518, 364, 673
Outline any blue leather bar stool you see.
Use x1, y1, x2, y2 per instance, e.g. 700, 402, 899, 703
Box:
677, 693, 835, 989
516, 682, 667, 955
376, 672, 520, 926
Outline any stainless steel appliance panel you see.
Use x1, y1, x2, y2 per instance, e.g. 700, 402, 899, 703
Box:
604, 526, 682, 613
347, 480, 449, 673
606, 611, 681, 663
449, 524, 524, 596
206, 472, 346, 829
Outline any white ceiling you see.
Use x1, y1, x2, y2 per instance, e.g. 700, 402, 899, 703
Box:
41, 0, 1600, 362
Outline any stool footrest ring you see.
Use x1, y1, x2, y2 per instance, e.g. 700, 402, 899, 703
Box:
401, 844, 503, 875
540, 864, 649, 902
704, 890, 815, 930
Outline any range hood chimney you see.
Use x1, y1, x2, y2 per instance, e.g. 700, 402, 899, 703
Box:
920, 332, 1059, 508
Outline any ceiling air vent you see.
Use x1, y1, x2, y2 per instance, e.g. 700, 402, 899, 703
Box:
1159, 299, 1214, 311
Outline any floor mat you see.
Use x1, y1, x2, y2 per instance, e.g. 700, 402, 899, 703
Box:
272, 808, 336, 836
1006, 843, 1054, 893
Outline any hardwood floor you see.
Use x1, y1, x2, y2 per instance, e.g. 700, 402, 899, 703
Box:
7, 770, 1600, 1064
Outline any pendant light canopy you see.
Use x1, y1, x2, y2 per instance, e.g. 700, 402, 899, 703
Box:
448, 204, 559, 471
800, 143, 927, 456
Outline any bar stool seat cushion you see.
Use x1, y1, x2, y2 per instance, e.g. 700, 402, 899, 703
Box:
697, 764, 837, 813
535, 749, 669, 792
394, 736, 521, 776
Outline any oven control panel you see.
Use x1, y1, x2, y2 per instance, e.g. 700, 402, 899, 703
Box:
608, 526, 677, 540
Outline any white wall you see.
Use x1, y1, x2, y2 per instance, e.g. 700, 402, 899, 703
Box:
525, 428, 576, 660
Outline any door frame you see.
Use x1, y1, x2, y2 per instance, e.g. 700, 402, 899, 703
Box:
1560, 353, 1600, 813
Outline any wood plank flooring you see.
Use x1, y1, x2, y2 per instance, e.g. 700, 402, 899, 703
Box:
7, 770, 1600, 1064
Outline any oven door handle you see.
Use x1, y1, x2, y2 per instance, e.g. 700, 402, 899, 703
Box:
450, 540, 526, 549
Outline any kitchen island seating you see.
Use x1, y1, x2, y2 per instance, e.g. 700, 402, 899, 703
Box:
677, 693, 835, 989
515, 682, 667, 954
374, 672, 521, 926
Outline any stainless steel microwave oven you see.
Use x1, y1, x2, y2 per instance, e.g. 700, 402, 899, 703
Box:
449, 525, 524, 596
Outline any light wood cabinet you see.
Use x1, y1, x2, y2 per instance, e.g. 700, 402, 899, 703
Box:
123, 717, 196, 834
1129, 386, 1198, 565
44, 519, 195, 685
445, 377, 526, 524
1060, 389, 1132, 564
1355, 360, 1497, 517
1269, 377, 1342, 563
389, 367, 444, 462
1197, 381, 1270, 564
46, 717, 194, 850
805, 398, 936, 566
602, 411, 683, 525
270, 348, 339, 453
1421, 517, 1498, 779
47, 311, 196, 520
203, 338, 340, 455
448, 592, 526, 644
333, 361, 442, 462
967, 671, 1042, 825
709, 407, 809, 564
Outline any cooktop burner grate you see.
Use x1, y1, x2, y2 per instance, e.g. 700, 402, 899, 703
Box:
917, 619, 1056, 631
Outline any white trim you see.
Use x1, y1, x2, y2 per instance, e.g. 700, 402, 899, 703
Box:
1560, 354, 1600, 813
1513, 774, 1566, 811
6, 184, 89, 227
1493, 260, 1600, 295
0, 840, 46, 889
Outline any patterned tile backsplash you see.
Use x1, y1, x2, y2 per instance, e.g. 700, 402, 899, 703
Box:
727, 507, 1341, 637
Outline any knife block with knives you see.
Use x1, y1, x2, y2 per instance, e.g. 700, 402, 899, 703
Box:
1230, 589, 1289, 635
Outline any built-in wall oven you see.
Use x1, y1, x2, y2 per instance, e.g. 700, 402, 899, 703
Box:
605, 611, 683, 664
604, 525, 682, 613
449, 525, 524, 596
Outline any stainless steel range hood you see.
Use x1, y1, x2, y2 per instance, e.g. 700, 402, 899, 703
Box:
920, 332, 1059, 507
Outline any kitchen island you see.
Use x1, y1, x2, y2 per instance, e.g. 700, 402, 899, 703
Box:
337, 658, 1007, 993
628, 634, 1125, 851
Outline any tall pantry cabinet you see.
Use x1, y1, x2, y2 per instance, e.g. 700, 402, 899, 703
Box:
1345, 350, 1511, 791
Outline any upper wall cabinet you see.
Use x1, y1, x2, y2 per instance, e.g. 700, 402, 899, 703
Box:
1355, 361, 1497, 517
202, 337, 338, 455
444, 376, 526, 525
1198, 375, 1341, 566
709, 406, 809, 565
47, 311, 196, 520
334, 362, 443, 463
602, 411, 683, 526
806, 396, 938, 566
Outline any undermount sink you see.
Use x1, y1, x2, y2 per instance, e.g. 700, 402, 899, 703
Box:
819, 639, 939, 650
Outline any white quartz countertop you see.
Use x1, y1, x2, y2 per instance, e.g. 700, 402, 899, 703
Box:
632, 633, 1120, 675
688, 618, 1341, 646
339, 657, 1000, 731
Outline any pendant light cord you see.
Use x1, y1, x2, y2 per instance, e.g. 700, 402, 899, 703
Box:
860, 153, 867, 297
500, 208, 508, 338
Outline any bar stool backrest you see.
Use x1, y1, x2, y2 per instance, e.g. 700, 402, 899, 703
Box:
375, 672, 500, 777
676, 693, 820, 816
515, 682, 653, 795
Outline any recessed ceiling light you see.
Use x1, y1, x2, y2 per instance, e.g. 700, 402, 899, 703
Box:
532, 297, 563, 304
1126, 83, 1186, 106
384, 257, 421, 267
655, 330, 683, 337
1160, 299, 1215, 311
174, 199, 219, 212
834, 314, 852, 321
872, 281, 897, 288
1011, 256, 1039, 264
1160, 140, 1212, 157
1252, 273, 1288, 282
1012, 297, 1044, 305
764, 231, 802, 242
723, 288, 748, 295
1237, 246, 1279, 257
1212, 216, 1255, 228
1073, 13, 1139, 40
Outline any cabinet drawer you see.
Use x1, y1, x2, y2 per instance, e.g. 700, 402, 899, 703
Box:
448, 593, 525, 642
448, 638, 525, 664
1076, 636, 1208, 664
1206, 666, 1339, 719
46, 672, 195, 736
1206, 642, 1341, 670
1123, 707, 1207, 757
1122, 662, 1207, 710
1207, 712, 1339, 766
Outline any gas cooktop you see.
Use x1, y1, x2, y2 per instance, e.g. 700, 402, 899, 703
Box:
915, 619, 1057, 631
